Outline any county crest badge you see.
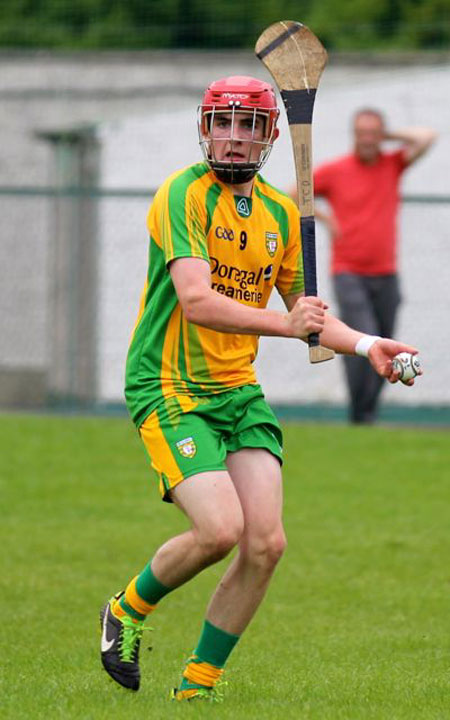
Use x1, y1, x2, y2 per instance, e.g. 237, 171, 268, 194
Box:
265, 232, 278, 257
176, 436, 197, 459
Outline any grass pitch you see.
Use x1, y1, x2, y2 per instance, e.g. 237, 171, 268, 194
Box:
1, 413, 449, 719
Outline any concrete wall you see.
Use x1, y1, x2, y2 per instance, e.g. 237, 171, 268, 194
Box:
1, 51, 449, 408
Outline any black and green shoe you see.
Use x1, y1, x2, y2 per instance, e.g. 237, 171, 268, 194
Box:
100, 591, 145, 691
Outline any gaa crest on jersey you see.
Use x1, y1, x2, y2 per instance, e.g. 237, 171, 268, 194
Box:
265, 232, 278, 257
176, 436, 197, 458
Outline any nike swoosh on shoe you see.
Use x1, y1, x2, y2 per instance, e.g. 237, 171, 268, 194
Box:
101, 605, 115, 652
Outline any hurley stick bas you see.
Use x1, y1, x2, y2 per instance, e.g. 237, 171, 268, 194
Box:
255, 21, 334, 363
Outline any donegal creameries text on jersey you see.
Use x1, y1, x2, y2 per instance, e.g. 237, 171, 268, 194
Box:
125, 162, 304, 427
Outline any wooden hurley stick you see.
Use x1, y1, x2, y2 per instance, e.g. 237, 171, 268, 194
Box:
256, 21, 334, 363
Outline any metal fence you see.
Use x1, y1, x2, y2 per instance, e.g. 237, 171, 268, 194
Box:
1, 184, 449, 421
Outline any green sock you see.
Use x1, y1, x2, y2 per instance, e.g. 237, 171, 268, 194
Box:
119, 562, 172, 618
180, 620, 240, 690
135, 563, 172, 604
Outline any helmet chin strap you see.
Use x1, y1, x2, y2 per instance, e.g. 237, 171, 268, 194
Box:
210, 161, 257, 185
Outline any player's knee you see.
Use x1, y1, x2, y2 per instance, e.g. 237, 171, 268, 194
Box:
198, 519, 243, 562
265, 530, 287, 566
246, 529, 287, 571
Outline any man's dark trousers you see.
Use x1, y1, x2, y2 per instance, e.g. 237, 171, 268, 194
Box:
333, 273, 401, 424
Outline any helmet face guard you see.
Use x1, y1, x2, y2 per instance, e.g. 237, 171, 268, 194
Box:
198, 76, 279, 185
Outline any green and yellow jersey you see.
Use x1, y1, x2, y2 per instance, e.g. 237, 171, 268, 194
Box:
125, 161, 304, 427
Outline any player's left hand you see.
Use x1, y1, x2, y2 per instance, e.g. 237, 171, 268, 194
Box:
368, 339, 422, 385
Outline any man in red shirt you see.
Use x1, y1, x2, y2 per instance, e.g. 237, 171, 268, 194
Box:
313, 109, 436, 423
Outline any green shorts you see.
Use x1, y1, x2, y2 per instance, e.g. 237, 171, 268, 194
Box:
139, 384, 283, 502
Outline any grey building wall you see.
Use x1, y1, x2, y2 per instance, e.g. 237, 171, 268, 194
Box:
1, 51, 449, 407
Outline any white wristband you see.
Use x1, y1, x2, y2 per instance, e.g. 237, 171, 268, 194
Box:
355, 335, 381, 357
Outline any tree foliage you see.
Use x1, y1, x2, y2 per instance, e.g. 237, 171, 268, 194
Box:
0, 0, 448, 50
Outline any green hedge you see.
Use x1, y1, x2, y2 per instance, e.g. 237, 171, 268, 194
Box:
0, 0, 448, 50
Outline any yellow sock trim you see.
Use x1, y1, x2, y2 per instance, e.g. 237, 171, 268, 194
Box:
111, 601, 127, 618
174, 689, 201, 701
183, 657, 223, 687
125, 576, 158, 616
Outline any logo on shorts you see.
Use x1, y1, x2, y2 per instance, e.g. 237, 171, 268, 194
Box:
176, 436, 197, 458
265, 232, 278, 257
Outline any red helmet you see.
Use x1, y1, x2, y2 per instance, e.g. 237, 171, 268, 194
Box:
198, 75, 280, 184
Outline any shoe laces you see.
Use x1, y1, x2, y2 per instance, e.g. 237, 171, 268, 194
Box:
196, 681, 228, 703
118, 616, 152, 663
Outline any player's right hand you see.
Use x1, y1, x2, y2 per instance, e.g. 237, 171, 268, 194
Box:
287, 296, 328, 339
368, 339, 421, 385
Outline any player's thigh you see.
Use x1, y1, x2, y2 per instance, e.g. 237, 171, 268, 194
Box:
139, 399, 227, 502
333, 273, 377, 333
171, 470, 245, 545
225, 387, 284, 536
226, 448, 285, 552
